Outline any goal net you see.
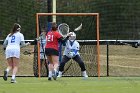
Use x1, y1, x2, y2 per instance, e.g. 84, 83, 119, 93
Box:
34, 13, 100, 77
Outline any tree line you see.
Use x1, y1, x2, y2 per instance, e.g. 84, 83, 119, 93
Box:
0, 0, 139, 40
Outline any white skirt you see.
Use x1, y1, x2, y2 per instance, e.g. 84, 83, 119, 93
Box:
5, 49, 20, 59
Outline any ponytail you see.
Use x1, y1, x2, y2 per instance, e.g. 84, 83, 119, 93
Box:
9, 23, 21, 37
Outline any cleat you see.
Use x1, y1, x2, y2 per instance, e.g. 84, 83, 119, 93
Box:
52, 71, 57, 80
11, 79, 16, 83
48, 77, 52, 81
83, 75, 88, 80
82, 71, 88, 79
3, 71, 8, 81
84, 75, 88, 78
83, 75, 88, 78
57, 75, 62, 78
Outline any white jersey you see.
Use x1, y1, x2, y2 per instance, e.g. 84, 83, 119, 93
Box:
5, 32, 24, 59
63, 40, 80, 58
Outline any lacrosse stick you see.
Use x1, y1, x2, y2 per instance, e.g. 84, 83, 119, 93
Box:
23, 50, 32, 55
58, 23, 83, 37
58, 23, 70, 37
74, 23, 82, 31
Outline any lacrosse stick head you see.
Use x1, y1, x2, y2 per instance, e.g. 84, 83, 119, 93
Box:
58, 23, 70, 37
23, 50, 31, 55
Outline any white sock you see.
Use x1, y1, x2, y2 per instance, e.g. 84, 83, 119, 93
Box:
58, 71, 62, 75
48, 71, 52, 77
12, 75, 16, 79
6, 68, 10, 73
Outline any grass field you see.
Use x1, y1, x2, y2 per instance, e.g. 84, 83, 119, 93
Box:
0, 77, 140, 93
1, 45, 140, 93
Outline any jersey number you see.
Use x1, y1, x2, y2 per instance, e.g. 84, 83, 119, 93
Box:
47, 35, 54, 42
11, 36, 15, 43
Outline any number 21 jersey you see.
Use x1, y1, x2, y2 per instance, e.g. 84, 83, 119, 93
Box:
45, 31, 62, 51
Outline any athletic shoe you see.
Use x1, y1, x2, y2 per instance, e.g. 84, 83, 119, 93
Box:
52, 71, 57, 80
57, 75, 62, 78
83, 74, 88, 78
11, 79, 16, 83
48, 77, 52, 81
57, 71, 62, 78
82, 71, 88, 79
3, 71, 8, 81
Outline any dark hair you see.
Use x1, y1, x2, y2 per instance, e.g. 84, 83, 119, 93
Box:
9, 23, 21, 37
51, 22, 57, 31
41, 28, 46, 32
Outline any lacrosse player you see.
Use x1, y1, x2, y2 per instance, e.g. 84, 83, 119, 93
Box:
57, 32, 88, 78
3, 23, 30, 83
45, 22, 72, 81
38, 29, 48, 74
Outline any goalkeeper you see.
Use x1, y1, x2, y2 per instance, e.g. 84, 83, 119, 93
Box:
57, 32, 88, 78
38, 29, 48, 74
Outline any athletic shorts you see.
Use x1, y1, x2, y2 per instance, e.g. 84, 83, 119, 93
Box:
45, 48, 59, 56
5, 49, 20, 59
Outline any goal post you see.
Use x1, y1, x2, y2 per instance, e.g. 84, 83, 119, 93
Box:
35, 13, 100, 77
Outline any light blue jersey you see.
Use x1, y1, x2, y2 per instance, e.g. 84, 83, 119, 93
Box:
40, 35, 46, 59
63, 40, 79, 58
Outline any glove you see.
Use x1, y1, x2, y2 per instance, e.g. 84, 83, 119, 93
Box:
68, 51, 74, 58
25, 42, 30, 46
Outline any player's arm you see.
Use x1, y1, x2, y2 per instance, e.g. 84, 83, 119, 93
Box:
20, 34, 30, 47
58, 36, 69, 44
3, 34, 9, 50
3, 39, 8, 50
58, 32, 73, 44
71, 41, 80, 55
20, 41, 30, 48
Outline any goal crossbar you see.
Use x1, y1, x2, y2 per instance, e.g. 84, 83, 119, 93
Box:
36, 13, 99, 16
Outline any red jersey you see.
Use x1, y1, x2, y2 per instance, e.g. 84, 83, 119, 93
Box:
45, 31, 62, 50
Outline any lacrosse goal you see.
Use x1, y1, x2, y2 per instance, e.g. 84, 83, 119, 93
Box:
34, 13, 100, 77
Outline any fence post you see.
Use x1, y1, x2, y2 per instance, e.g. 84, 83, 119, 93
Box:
107, 41, 109, 76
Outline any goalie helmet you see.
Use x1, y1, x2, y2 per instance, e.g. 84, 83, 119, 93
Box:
69, 32, 76, 41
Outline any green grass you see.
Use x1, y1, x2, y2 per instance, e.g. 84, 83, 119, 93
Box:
0, 77, 140, 93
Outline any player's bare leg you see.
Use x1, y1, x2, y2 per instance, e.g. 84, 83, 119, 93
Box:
3, 58, 12, 81
48, 64, 54, 80
47, 56, 54, 81
11, 57, 19, 83
52, 55, 59, 80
